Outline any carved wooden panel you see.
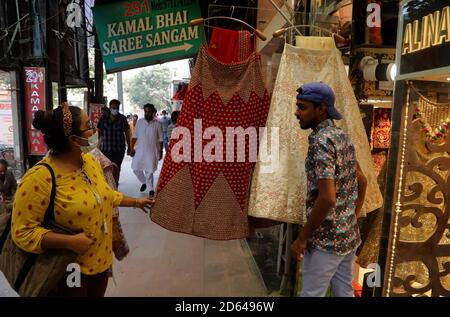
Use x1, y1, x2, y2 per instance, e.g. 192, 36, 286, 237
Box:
385, 94, 450, 297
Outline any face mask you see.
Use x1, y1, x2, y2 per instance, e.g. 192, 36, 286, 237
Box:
111, 109, 119, 116
76, 132, 99, 153
145, 115, 152, 121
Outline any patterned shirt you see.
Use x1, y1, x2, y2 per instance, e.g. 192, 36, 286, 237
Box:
305, 119, 361, 255
97, 113, 130, 153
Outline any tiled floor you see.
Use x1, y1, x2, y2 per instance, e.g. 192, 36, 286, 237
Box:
105, 157, 268, 297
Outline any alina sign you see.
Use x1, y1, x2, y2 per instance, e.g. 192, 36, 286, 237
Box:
402, 5, 450, 55
398, 1, 450, 76
92, 0, 202, 73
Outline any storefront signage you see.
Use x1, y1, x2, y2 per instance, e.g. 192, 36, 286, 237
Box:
92, 0, 202, 73
24, 67, 47, 155
398, 2, 450, 76
0, 102, 13, 147
402, 6, 450, 55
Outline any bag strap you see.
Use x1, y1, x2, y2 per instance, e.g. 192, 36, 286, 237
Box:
14, 162, 56, 291
36, 163, 57, 227
0, 214, 11, 254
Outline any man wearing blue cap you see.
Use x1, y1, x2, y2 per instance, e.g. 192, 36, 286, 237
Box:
291, 82, 367, 297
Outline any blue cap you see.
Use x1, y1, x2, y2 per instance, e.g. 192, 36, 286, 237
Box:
296, 82, 342, 120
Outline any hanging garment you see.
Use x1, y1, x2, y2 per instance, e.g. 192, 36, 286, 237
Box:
248, 41, 383, 224
151, 43, 270, 240
359, 104, 374, 144
372, 108, 391, 149
208, 27, 252, 63
371, 152, 387, 178
295, 36, 336, 50
356, 152, 388, 265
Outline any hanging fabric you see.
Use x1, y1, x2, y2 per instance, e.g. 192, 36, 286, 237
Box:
208, 27, 252, 63
295, 36, 335, 50
248, 39, 383, 224
372, 151, 388, 178
151, 30, 271, 240
372, 108, 391, 149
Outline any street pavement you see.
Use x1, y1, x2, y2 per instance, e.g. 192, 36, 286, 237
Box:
105, 156, 268, 296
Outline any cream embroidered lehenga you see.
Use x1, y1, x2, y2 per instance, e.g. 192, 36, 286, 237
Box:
248, 39, 383, 224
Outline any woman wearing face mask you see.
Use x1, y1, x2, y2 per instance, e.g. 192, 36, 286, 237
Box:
11, 103, 153, 297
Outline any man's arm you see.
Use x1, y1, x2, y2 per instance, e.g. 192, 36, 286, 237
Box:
299, 179, 336, 241
291, 179, 336, 259
130, 137, 137, 157
97, 117, 104, 139
355, 162, 367, 218
125, 130, 132, 155
124, 117, 131, 155
158, 122, 163, 159
159, 141, 163, 158
130, 120, 140, 156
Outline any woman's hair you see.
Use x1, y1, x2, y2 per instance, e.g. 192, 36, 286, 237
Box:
32, 106, 82, 154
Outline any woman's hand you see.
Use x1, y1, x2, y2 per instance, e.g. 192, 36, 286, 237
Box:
134, 197, 155, 213
68, 233, 95, 255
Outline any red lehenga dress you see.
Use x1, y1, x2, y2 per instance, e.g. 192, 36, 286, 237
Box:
151, 31, 270, 240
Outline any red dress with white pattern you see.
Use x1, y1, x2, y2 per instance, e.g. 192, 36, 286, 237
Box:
151, 43, 270, 240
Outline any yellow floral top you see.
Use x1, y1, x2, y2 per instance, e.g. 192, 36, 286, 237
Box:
12, 153, 123, 275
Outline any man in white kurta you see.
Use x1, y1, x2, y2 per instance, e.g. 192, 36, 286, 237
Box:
131, 104, 163, 196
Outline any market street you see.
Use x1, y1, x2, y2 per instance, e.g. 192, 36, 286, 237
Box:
105, 157, 267, 296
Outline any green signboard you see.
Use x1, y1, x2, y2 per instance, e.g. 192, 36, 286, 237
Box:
92, 0, 202, 73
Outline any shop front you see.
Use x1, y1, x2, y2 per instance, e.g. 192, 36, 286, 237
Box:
0, 70, 24, 181
380, 0, 450, 297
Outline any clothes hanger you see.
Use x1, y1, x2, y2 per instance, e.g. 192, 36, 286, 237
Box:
190, 17, 267, 41
273, 24, 345, 42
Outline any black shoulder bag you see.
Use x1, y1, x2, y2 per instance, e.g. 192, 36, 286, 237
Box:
0, 163, 77, 297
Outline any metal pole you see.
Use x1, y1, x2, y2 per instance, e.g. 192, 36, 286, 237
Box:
268, 0, 303, 36
94, 27, 104, 104
58, 9, 67, 103
117, 71, 124, 111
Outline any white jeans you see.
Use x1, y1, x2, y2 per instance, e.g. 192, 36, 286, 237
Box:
300, 247, 355, 297
133, 170, 154, 191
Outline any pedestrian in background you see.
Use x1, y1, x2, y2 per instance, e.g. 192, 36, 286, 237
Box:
131, 104, 163, 197
97, 99, 131, 183
167, 110, 180, 141
0, 159, 17, 202
158, 110, 171, 152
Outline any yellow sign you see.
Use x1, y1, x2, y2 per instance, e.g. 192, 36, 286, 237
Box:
402, 6, 450, 55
